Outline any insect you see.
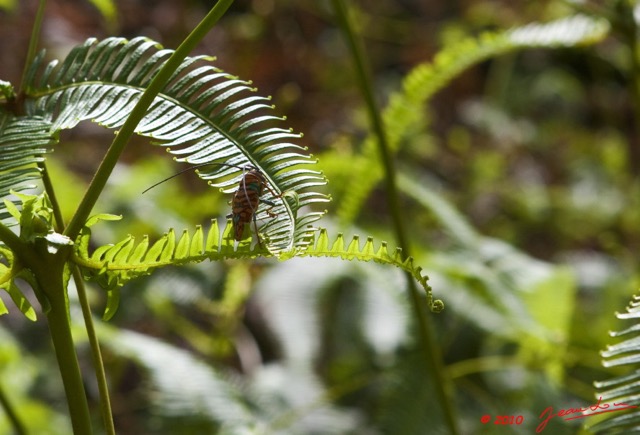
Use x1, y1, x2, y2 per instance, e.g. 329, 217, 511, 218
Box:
227, 167, 278, 244
143, 162, 280, 246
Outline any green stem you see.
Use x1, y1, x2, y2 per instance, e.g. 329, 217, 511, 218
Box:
39, 162, 64, 232
0, 219, 92, 433
64, 0, 235, 240
41, 162, 116, 435
44, 264, 93, 434
329, 1, 459, 434
73, 266, 116, 435
0, 222, 26, 258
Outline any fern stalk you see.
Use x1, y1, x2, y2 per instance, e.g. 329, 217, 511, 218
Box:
329, 1, 459, 433
41, 253, 93, 434
73, 267, 116, 434
63, 0, 235, 240
0, 219, 92, 432
41, 162, 116, 435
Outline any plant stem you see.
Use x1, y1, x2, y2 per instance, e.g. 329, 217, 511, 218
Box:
74, 266, 116, 435
329, 1, 460, 433
64, 0, 235, 240
41, 162, 116, 435
0, 222, 26, 258
0, 218, 93, 433
43, 263, 93, 434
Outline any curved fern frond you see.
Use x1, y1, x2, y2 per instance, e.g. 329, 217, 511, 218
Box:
22, 37, 328, 254
589, 294, 640, 434
336, 14, 610, 224
74, 219, 442, 318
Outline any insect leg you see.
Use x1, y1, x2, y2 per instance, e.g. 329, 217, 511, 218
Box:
240, 169, 265, 248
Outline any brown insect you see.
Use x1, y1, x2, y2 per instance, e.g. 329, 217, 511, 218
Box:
143, 162, 280, 246
226, 166, 278, 244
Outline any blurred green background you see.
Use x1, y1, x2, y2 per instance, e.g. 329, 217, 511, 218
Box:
1, 0, 639, 434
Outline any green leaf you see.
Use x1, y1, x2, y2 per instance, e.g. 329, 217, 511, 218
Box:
144, 237, 168, 263
190, 225, 204, 256
159, 229, 176, 262
85, 213, 122, 228
7, 281, 36, 321
175, 230, 190, 260
103, 287, 120, 321
205, 219, 220, 251
128, 236, 149, 264
0, 250, 37, 320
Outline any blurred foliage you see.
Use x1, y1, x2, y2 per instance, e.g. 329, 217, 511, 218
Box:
1, 0, 640, 434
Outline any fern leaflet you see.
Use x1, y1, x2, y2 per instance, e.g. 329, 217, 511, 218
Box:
590, 294, 640, 433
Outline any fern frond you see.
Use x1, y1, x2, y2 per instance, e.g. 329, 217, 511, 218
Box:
22, 37, 329, 254
75, 216, 279, 318
299, 228, 443, 313
589, 294, 640, 434
0, 114, 52, 222
74, 218, 442, 317
76, 217, 255, 276
336, 13, 610, 224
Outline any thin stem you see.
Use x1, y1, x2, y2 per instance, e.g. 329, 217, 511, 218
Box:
18, 0, 47, 94
329, 1, 460, 433
39, 162, 64, 230
73, 267, 116, 435
41, 162, 116, 435
64, 0, 235, 240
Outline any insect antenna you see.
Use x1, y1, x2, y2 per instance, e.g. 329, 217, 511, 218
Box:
142, 162, 247, 194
